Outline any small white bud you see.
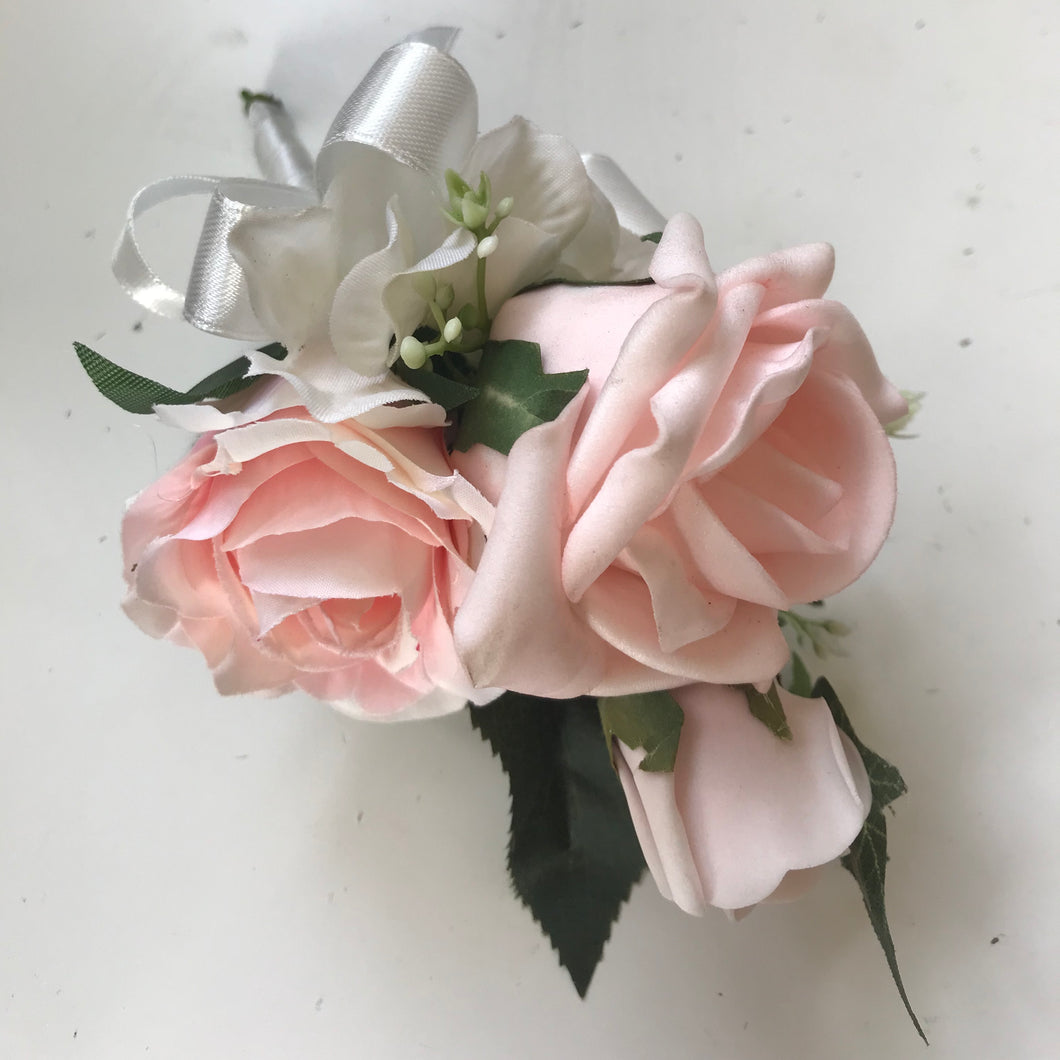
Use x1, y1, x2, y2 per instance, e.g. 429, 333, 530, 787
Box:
399, 335, 428, 369
443, 317, 463, 343
495, 196, 513, 219
476, 234, 499, 259
410, 272, 436, 301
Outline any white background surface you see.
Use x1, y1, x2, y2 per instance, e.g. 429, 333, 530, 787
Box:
2, 0, 1058, 1057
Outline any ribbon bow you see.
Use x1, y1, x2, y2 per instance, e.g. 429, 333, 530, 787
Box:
112, 27, 664, 369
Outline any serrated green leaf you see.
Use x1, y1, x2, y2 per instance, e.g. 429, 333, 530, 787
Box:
389, 357, 480, 412
74, 342, 285, 414
738, 681, 793, 740
598, 691, 684, 773
452, 340, 588, 455
640, 231, 663, 243
812, 678, 925, 1043
469, 693, 645, 997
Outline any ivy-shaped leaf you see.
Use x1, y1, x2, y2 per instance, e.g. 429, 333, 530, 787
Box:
598, 691, 684, 772
389, 356, 480, 412
452, 340, 588, 454
737, 681, 793, 740
469, 693, 645, 997
74, 341, 286, 414
812, 678, 926, 1043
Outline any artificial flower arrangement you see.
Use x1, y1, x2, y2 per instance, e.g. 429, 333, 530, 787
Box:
76, 28, 923, 1034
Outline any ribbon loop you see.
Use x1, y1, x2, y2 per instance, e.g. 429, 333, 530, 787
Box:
112, 175, 224, 319
184, 179, 317, 340
582, 154, 666, 236
316, 39, 478, 195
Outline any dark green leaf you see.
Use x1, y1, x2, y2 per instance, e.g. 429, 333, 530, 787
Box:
738, 681, 793, 740
390, 357, 480, 412
783, 650, 814, 698
452, 340, 588, 455
598, 691, 684, 773
640, 231, 663, 243
812, 678, 926, 1044
514, 276, 655, 297
814, 678, 907, 811
469, 693, 645, 997
74, 342, 264, 414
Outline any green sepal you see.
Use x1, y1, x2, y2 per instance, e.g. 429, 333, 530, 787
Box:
885, 390, 926, 439
452, 339, 588, 455
812, 678, 926, 1043
784, 650, 814, 698
444, 168, 472, 215
737, 681, 793, 740
469, 693, 645, 998
640, 231, 663, 243
598, 691, 684, 773
239, 88, 282, 115
73, 342, 285, 414
389, 357, 480, 412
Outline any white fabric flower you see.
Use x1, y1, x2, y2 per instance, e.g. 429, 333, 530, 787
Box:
224, 116, 652, 423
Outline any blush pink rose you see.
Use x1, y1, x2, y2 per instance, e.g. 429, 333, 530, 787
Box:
613, 682, 871, 914
452, 214, 906, 698
122, 405, 497, 720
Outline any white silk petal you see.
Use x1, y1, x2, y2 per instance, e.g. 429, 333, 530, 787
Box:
330, 203, 415, 376
228, 206, 340, 349
244, 339, 430, 424
465, 117, 592, 244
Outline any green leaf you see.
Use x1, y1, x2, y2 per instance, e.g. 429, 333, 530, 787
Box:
640, 231, 663, 243
74, 342, 286, 414
452, 340, 588, 455
598, 691, 684, 772
469, 693, 645, 997
784, 650, 814, 698
389, 357, 480, 412
812, 678, 926, 1043
737, 681, 793, 740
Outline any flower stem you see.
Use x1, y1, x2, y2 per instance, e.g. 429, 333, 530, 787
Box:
476, 255, 490, 336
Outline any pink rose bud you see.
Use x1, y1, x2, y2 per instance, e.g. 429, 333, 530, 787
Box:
452, 214, 907, 698
612, 683, 871, 914
122, 407, 497, 720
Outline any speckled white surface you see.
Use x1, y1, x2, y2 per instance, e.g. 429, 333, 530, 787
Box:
2, 1, 1057, 1056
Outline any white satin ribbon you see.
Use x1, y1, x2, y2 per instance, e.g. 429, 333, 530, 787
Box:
112, 27, 657, 342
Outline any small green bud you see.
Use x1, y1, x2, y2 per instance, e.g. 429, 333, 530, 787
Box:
475, 170, 492, 207
410, 272, 436, 301
399, 335, 428, 369
443, 317, 463, 343
823, 620, 851, 637
461, 193, 489, 230
435, 283, 455, 311
494, 196, 513, 219
476, 234, 499, 259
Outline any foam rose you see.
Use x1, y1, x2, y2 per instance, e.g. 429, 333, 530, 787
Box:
122, 404, 496, 720
613, 683, 872, 914
453, 214, 906, 697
